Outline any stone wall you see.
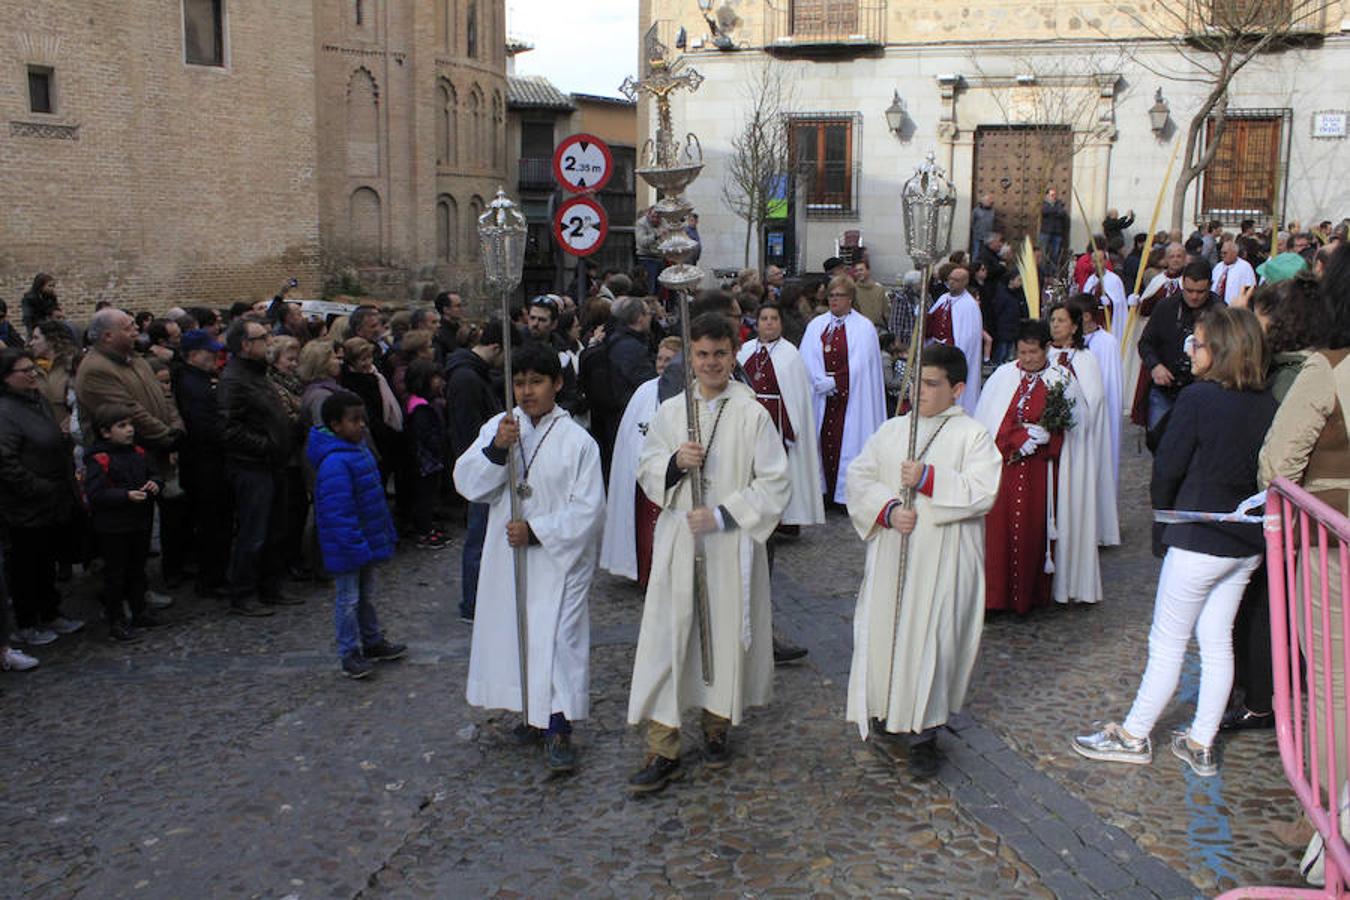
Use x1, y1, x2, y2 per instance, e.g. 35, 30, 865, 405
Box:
0, 1, 321, 317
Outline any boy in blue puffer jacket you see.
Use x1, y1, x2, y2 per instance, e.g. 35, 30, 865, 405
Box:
308, 391, 407, 679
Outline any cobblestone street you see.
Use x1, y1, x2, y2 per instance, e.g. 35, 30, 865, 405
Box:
2, 423, 1308, 898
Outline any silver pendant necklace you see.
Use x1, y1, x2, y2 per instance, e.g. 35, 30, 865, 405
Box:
516, 416, 560, 499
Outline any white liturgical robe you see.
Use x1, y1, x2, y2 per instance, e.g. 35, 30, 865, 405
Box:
627, 381, 790, 728
600, 378, 660, 579
844, 407, 1002, 738
453, 405, 605, 728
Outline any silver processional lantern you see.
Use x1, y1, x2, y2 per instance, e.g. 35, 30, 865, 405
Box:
477, 188, 528, 292
476, 187, 531, 719
900, 152, 957, 268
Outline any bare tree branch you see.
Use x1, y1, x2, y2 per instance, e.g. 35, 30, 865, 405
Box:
720, 58, 796, 267
1104, 0, 1333, 229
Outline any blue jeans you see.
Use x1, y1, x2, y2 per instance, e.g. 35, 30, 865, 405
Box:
334, 565, 382, 658
460, 502, 489, 618
991, 340, 1014, 366
1038, 232, 1064, 266
1147, 386, 1177, 432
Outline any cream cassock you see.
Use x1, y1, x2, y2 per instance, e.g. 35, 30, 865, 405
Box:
799, 309, 887, 504
599, 377, 660, 579
737, 336, 826, 526
844, 406, 1001, 738
453, 405, 605, 728
627, 382, 790, 729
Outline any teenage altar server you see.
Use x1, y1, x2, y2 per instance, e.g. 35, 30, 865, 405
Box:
800, 276, 886, 506
845, 344, 1001, 777
627, 313, 790, 794
600, 336, 682, 585
453, 343, 605, 774
737, 303, 826, 528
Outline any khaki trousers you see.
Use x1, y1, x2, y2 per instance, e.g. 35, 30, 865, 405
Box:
646, 710, 730, 760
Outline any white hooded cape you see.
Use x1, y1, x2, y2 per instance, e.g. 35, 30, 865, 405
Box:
453, 406, 604, 727
1084, 328, 1124, 496
599, 377, 660, 579
844, 408, 1002, 738
737, 337, 826, 527
799, 309, 887, 504
928, 291, 985, 414
1083, 270, 1128, 337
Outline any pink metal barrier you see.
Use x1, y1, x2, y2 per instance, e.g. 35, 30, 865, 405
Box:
1221, 477, 1350, 898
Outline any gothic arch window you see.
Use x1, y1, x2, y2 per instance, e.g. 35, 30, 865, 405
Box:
349, 187, 382, 263
467, 85, 484, 168
355, 0, 363, 25
437, 0, 455, 49
466, 1, 478, 59
437, 194, 458, 262
436, 79, 457, 167
346, 67, 380, 176
467, 195, 484, 260
491, 89, 504, 170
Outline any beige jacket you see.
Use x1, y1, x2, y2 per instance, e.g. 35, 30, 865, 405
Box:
854, 281, 889, 329
1260, 349, 1350, 514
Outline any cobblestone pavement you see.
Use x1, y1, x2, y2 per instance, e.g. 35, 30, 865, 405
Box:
1, 423, 1307, 897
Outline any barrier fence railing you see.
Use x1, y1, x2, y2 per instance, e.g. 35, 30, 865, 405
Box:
1220, 476, 1349, 898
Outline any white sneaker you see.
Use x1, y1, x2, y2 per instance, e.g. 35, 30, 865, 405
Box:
14, 627, 57, 646
1, 646, 39, 671
47, 616, 85, 635
145, 591, 174, 610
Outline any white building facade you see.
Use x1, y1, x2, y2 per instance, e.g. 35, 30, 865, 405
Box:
638, 0, 1349, 282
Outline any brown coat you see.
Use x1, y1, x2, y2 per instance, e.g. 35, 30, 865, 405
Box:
74, 347, 184, 473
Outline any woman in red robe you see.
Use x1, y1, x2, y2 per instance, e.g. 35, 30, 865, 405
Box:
977, 319, 1067, 614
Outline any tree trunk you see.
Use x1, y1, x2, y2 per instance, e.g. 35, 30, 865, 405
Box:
744, 218, 753, 268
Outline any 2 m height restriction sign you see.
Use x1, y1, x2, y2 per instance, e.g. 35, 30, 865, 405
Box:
552, 133, 613, 193
553, 196, 608, 257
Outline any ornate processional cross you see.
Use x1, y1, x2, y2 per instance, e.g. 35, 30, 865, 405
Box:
619, 31, 704, 170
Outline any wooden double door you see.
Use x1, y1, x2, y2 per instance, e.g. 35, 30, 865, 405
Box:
972, 126, 1073, 246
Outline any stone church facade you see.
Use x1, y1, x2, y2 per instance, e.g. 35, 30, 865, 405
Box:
639, 0, 1350, 281
0, 0, 507, 316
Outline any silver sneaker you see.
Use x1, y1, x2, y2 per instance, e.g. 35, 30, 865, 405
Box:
1071, 722, 1152, 765
145, 591, 174, 610
1170, 732, 1218, 777
47, 616, 84, 635
1, 646, 39, 671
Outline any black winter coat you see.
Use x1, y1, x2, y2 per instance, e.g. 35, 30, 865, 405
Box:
217, 356, 292, 469
0, 386, 78, 528
1137, 293, 1223, 394
1150, 381, 1278, 558
444, 348, 500, 463
174, 365, 228, 474
83, 440, 160, 534
605, 326, 657, 414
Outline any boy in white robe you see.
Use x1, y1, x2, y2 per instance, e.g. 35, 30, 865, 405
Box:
845, 344, 1002, 778
627, 313, 791, 794
453, 343, 605, 774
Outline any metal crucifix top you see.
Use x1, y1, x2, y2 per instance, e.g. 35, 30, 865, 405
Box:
619, 32, 704, 170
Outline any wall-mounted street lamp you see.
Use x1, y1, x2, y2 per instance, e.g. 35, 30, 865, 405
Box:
1149, 88, 1171, 135
885, 90, 907, 136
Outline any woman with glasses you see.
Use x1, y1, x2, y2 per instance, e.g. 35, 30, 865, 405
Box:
1072, 306, 1276, 777
0, 348, 84, 647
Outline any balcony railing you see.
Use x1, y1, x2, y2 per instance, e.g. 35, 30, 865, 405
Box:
517, 157, 553, 191
1185, 0, 1327, 36
765, 0, 886, 52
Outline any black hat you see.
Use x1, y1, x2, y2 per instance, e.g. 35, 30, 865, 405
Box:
823, 256, 845, 273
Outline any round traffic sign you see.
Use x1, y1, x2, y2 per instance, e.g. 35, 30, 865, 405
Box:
553, 196, 609, 257
552, 133, 613, 193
